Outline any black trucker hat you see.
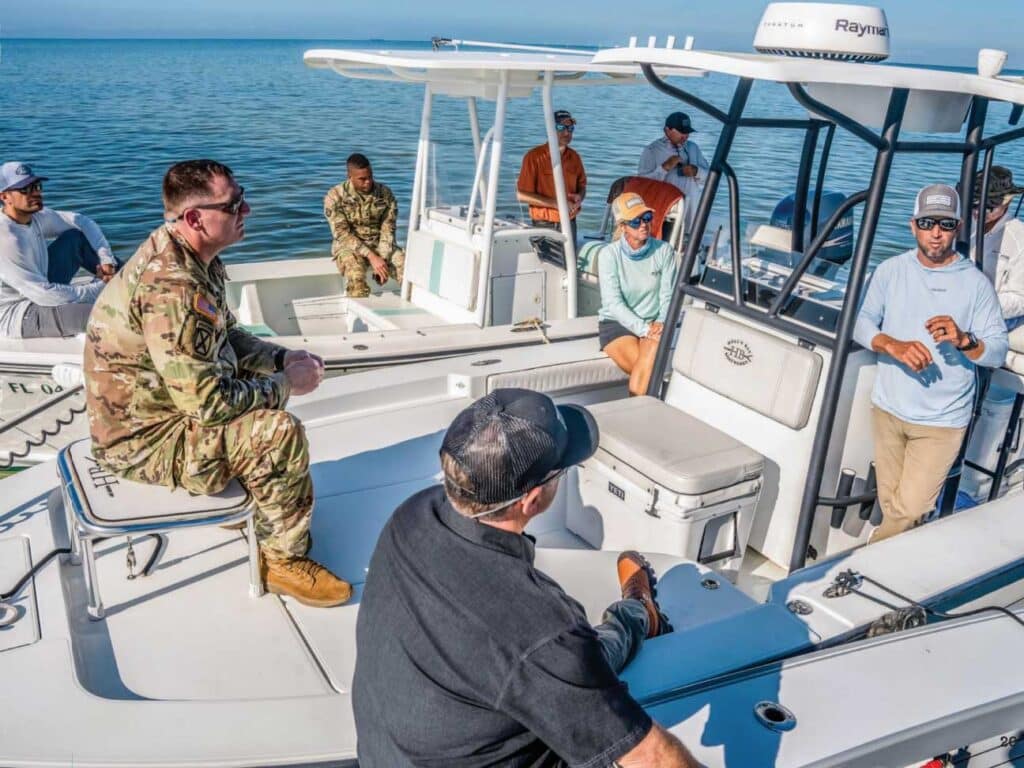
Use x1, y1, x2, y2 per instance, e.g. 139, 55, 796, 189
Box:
441, 388, 599, 506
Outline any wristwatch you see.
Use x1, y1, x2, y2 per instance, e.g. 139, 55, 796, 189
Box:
959, 331, 979, 352
274, 348, 288, 372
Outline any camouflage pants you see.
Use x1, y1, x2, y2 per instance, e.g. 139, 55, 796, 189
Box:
178, 409, 312, 560
334, 246, 406, 298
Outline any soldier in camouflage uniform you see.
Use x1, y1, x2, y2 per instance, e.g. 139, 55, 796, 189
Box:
324, 153, 405, 298
84, 159, 351, 608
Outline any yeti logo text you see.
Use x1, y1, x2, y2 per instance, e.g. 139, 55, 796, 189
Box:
835, 19, 888, 37
723, 339, 753, 366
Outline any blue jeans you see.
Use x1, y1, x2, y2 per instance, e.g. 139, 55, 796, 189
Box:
595, 598, 649, 673
47, 228, 102, 283
1007, 316, 1024, 333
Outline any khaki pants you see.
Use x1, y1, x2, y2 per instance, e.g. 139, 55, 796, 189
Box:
870, 407, 966, 543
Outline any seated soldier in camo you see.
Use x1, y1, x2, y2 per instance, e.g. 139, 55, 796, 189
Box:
323, 153, 405, 298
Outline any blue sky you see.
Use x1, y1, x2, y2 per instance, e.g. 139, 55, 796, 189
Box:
3, 0, 1023, 66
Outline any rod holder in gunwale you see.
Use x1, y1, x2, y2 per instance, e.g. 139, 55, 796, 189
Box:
858, 462, 877, 520
830, 469, 856, 529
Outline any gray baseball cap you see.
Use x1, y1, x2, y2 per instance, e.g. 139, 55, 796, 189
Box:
913, 184, 961, 220
0, 162, 48, 193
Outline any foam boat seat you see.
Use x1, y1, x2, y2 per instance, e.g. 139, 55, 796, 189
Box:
57, 438, 257, 620
486, 355, 627, 396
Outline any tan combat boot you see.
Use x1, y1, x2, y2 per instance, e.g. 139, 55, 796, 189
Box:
261, 553, 352, 608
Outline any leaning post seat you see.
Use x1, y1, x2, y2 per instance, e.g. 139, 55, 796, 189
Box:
57, 438, 258, 621
573, 307, 823, 574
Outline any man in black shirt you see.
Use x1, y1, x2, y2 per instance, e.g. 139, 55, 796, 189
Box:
353, 388, 696, 767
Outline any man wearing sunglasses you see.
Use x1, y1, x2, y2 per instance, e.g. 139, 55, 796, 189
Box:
324, 153, 405, 298
637, 112, 709, 234
0, 161, 119, 338
854, 184, 1008, 543
84, 159, 351, 608
354, 388, 693, 768
517, 109, 588, 256
971, 167, 1024, 334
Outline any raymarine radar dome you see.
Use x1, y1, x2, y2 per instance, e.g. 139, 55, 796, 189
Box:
754, 3, 890, 62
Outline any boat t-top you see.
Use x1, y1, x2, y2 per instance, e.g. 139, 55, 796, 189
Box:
3, 4, 1024, 766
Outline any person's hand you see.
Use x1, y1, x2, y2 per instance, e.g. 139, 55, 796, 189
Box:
284, 349, 325, 371
882, 337, 933, 372
368, 253, 390, 284
96, 263, 117, 283
646, 321, 664, 341
662, 155, 682, 172
680, 164, 698, 178
283, 357, 323, 396
925, 315, 967, 348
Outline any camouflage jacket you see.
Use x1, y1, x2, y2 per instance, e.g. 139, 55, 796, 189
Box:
84, 225, 289, 480
323, 180, 399, 259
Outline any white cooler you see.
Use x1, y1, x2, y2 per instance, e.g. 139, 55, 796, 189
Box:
572, 396, 764, 574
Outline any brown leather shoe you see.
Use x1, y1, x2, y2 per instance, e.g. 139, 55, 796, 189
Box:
262, 553, 352, 608
617, 551, 669, 638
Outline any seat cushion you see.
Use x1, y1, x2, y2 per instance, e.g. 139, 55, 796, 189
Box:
672, 307, 823, 430
59, 439, 250, 529
588, 397, 764, 495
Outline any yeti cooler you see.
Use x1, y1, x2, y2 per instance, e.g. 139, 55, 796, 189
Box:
572, 397, 764, 575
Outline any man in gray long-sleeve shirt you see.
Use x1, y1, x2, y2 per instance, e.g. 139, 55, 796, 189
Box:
854, 184, 1008, 542
0, 161, 118, 338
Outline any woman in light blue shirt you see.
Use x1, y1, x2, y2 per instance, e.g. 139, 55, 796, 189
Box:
598, 193, 678, 396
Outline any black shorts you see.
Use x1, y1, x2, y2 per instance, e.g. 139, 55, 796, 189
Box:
599, 319, 636, 350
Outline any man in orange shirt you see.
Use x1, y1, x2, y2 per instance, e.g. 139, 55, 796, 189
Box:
517, 110, 587, 263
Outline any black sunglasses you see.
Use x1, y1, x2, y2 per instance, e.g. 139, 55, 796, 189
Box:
12, 182, 42, 195
625, 211, 654, 228
556, 123, 576, 133
191, 187, 246, 216
915, 216, 958, 232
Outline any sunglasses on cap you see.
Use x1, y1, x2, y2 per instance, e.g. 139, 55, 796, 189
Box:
624, 211, 654, 228
556, 123, 576, 133
915, 217, 958, 232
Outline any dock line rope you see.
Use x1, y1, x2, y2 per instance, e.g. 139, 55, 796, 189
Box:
825, 568, 1024, 630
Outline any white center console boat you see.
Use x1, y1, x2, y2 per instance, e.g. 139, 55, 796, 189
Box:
4, 4, 1024, 766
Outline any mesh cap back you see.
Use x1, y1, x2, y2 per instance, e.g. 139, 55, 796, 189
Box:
441, 389, 598, 505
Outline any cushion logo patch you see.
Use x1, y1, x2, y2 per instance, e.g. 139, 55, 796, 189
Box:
723, 339, 753, 366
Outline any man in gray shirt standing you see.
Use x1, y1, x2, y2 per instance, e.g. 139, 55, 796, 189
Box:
0, 161, 118, 338
638, 112, 710, 235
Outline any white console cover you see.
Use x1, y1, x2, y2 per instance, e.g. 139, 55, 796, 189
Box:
404, 230, 480, 311
673, 307, 823, 430
588, 397, 764, 496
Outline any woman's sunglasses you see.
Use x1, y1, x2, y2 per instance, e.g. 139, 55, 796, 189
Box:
625, 211, 654, 228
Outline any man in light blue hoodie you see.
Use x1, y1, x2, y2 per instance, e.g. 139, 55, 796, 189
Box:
854, 184, 1008, 542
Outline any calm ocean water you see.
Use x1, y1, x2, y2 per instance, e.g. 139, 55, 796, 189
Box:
2, 38, 1022, 266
